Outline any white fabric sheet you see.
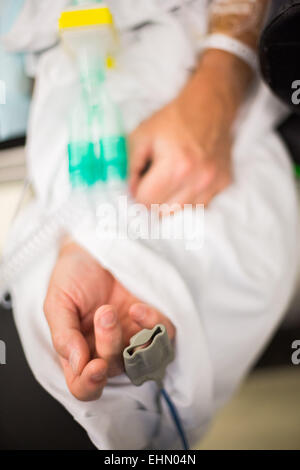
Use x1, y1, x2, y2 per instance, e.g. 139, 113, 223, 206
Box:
3, 0, 300, 449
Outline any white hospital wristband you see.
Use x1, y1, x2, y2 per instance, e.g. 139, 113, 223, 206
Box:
202, 33, 258, 72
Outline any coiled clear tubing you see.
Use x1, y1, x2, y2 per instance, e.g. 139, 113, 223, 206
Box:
0, 184, 125, 302
0, 195, 87, 301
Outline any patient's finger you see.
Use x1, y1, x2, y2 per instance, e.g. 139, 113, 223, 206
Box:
129, 131, 152, 196
61, 357, 107, 402
94, 305, 124, 377
134, 159, 177, 206
44, 290, 90, 377
129, 303, 176, 340
163, 189, 195, 211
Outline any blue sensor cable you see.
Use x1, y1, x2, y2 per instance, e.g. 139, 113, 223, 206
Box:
159, 387, 189, 450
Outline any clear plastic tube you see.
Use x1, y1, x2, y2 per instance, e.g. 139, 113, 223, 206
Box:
0, 3, 128, 301
0, 182, 128, 302
0, 192, 87, 300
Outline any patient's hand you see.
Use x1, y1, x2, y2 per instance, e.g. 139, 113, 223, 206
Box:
129, 50, 252, 208
44, 241, 175, 401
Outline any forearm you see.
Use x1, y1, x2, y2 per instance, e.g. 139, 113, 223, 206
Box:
209, 0, 269, 49
203, 0, 270, 117
178, 1, 269, 128
194, 49, 252, 122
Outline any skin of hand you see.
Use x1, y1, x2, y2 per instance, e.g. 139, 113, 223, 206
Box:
129, 49, 253, 209
44, 241, 176, 401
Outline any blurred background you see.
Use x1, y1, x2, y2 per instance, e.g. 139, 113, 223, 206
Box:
196, 327, 300, 450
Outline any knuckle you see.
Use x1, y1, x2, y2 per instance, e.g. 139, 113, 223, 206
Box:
66, 283, 84, 310
174, 155, 193, 180
194, 163, 217, 193
205, 162, 218, 181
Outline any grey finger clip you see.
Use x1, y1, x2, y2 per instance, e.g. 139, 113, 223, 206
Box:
123, 324, 174, 386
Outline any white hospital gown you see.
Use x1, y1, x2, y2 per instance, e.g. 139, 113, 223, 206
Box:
2, 0, 299, 449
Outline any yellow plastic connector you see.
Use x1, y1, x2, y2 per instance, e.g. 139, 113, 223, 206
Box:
59, 6, 113, 30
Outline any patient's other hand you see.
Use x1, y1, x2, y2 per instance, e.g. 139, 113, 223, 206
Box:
129, 50, 252, 208
44, 241, 175, 401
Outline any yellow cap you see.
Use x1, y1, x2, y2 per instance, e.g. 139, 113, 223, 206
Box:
59, 6, 113, 30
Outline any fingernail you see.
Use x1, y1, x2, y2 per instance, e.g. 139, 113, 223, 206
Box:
132, 304, 147, 321
91, 371, 106, 383
100, 308, 117, 328
69, 349, 80, 375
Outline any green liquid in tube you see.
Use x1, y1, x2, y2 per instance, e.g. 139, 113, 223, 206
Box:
68, 135, 128, 188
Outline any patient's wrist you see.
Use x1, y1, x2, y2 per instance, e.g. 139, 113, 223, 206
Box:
177, 47, 252, 143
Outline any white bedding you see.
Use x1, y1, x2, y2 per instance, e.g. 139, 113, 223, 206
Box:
3, 0, 300, 449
